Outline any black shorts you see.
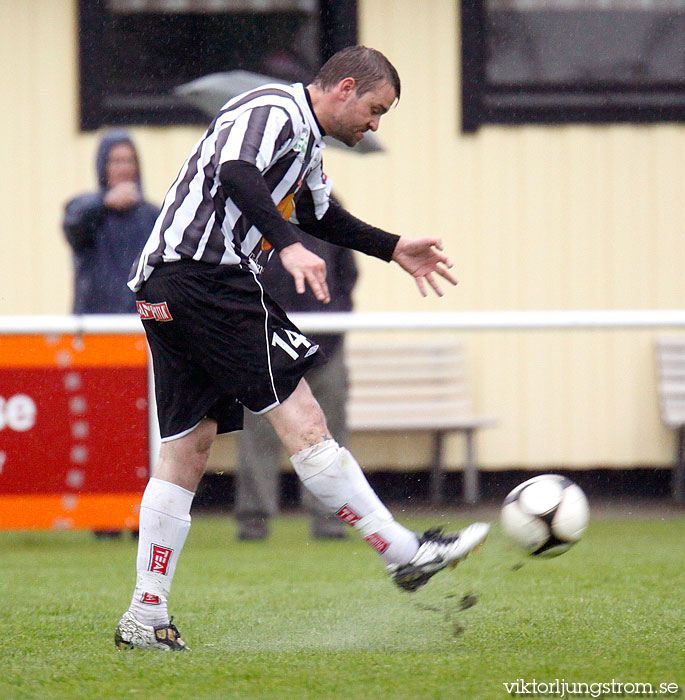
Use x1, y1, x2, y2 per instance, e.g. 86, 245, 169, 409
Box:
137, 260, 326, 440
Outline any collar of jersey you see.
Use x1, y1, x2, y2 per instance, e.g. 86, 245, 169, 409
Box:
294, 83, 326, 144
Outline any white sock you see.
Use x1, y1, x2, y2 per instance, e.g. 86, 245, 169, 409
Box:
291, 441, 419, 566
128, 477, 194, 626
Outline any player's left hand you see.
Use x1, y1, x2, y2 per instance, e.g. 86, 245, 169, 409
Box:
391, 237, 458, 297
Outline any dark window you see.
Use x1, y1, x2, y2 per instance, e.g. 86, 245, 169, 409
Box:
461, 0, 685, 132
78, 0, 357, 130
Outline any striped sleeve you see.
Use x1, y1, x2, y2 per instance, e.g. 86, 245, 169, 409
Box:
216, 105, 294, 173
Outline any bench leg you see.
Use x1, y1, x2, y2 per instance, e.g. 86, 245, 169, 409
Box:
463, 428, 480, 505
429, 431, 445, 506
674, 426, 685, 503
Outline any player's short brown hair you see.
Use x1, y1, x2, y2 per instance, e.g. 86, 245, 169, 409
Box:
312, 45, 401, 101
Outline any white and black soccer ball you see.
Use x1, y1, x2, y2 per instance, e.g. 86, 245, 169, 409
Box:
500, 474, 589, 557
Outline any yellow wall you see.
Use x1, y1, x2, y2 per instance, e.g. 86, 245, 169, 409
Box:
2, 0, 683, 469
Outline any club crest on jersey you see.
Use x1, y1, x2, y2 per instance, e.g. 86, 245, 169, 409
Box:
148, 544, 173, 575
137, 300, 173, 322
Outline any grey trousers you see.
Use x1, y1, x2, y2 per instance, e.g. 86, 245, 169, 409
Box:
235, 342, 349, 525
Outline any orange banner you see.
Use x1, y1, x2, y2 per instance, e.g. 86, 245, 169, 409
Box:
0, 493, 141, 531
0, 334, 147, 368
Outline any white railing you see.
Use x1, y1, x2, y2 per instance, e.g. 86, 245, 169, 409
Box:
1, 309, 685, 335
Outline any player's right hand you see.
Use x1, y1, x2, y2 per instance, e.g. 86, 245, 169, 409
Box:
279, 242, 330, 303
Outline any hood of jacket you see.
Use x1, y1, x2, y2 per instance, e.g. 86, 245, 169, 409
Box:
95, 128, 144, 192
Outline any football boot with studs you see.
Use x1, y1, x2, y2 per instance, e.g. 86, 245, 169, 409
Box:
114, 611, 188, 651
388, 522, 490, 592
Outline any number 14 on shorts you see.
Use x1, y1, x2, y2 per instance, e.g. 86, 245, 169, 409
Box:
271, 329, 318, 360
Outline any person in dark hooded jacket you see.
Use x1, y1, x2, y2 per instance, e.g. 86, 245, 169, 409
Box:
63, 130, 158, 314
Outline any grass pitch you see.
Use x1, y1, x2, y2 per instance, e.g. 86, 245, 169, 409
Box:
1, 508, 683, 700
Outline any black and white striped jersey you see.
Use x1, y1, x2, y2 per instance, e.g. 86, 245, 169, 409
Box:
128, 82, 332, 292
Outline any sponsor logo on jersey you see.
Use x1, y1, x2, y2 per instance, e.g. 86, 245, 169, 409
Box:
336, 505, 361, 525
364, 533, 389, 554
304, 344, 319, 358
149, 544, 173, 575
293, 127, 310, 160
141, 592, 161, 605
136, 300, 173, 322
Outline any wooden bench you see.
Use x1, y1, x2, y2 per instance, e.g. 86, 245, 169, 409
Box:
345, 341, 497, 504
655, 336, 685, 502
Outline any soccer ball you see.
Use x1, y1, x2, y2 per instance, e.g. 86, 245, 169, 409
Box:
500, 474, 589, 557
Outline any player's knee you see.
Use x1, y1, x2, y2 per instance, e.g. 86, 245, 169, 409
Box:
192, 418, 217, 456
162, 419, 216, 479
267, 381, 331, 448
186, 433, 214, 479
299, 389, 329, 435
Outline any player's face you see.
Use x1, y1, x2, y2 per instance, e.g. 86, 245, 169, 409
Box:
332, 80, 397, 147
106, 143, 138, 188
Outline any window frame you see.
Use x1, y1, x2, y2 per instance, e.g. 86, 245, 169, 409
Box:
460, 0, 685, 133
78, 0, 357, 131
